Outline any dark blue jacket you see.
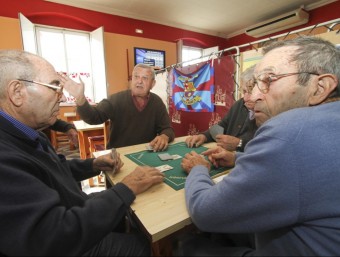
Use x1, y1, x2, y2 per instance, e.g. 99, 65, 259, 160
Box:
0, 116, 135, 256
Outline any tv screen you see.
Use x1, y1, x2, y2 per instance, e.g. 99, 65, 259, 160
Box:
134, 47, 166, 69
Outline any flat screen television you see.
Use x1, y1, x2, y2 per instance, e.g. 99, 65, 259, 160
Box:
134, 47, 166, 69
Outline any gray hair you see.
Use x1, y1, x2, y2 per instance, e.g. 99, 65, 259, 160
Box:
134, 63, 156, 80
262, 36, 340, 97
0, 50, 37, 98
241, 64, 255, 83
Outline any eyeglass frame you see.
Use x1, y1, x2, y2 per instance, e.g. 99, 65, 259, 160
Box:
251, 72, 320, 94
17, 79, 64, 96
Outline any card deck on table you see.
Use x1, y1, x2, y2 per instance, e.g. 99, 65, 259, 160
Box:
155, 164, 174, 172
209, 124, 224, 140
171, 154, 182, 160
158, 153, 174, 161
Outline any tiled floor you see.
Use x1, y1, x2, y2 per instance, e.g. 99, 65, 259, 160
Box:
56, 141, 105, 193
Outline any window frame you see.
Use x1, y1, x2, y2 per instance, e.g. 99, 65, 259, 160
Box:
18, 13, 108, 104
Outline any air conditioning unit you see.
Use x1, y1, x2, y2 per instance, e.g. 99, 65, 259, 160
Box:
245, 8, 309, 38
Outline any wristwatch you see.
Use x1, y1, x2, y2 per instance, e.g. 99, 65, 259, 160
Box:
236, 139, 243, 152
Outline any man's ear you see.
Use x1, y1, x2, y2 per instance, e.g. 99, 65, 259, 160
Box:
150, 79, 156, 90
308, 74, 338, 106
7, 80, 25, 107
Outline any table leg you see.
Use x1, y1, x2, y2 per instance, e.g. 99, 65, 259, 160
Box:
151, 238, 173, 256
151, 224, 196, 256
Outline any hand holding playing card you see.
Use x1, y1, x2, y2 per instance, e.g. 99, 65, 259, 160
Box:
215, 135, 241, 151
92, 151, 123, 174
209, 124, 224, 141
111, 148, 122, 175
181, 151, 210, 174
202, 146, 236, 168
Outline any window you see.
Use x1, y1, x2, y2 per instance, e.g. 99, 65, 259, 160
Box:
182, 46, 219, 66
182, 46, 202, 66
19, 13, 107, 104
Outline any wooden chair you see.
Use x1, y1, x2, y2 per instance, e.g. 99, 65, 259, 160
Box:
50, 130, 69, 150
88, 120, 110, 153
88, 135, 106, 153
64, 112, 80, 150
87, 120, 110, 187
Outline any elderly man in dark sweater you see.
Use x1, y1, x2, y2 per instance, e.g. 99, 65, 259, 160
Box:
185, 65, 257, 152
0, 49, 164, 256
61, 63, 175, 151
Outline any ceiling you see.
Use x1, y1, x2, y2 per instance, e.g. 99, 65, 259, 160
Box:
45, 0, 336, 38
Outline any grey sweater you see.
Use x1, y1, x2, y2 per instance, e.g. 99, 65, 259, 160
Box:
185, 101, 340, 256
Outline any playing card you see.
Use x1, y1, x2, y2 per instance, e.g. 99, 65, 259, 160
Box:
209, 124, 224, 140
171, 154, 182, 160
158, 153, 173, 161
145, 145, 154, 151
111, 148, 119, 174
156, 164, 174, 172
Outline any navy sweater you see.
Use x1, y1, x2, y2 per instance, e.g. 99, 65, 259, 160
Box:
0, 116, 135, 256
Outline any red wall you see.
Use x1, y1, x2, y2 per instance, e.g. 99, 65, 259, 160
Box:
1, 0, 339, 50
0, 0, 227, 49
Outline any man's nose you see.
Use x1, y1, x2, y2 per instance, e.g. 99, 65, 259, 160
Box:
250, 85, 263, 102
58, 93, 67, 103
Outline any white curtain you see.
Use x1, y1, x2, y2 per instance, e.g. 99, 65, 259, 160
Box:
152, 71, 169, 112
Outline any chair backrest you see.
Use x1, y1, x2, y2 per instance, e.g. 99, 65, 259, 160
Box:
104, 120, 110, 149
88, 120, 111, 155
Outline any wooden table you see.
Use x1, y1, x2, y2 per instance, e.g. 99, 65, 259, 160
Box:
64, 112, 80, 123
93, 136, 230, 256
73, 120, 104, 159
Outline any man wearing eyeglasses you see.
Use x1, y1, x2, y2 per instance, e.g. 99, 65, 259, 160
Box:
185, 65, 258, 152
0, 50, 164, 256
177, 36, 340, 256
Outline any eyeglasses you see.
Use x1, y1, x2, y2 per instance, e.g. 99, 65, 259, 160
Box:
243, 80, 255, 94
251, 72, 319, 94
18, 79, 64, 97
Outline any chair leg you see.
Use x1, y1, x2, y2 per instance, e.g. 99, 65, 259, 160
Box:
69, 141, 75, 150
